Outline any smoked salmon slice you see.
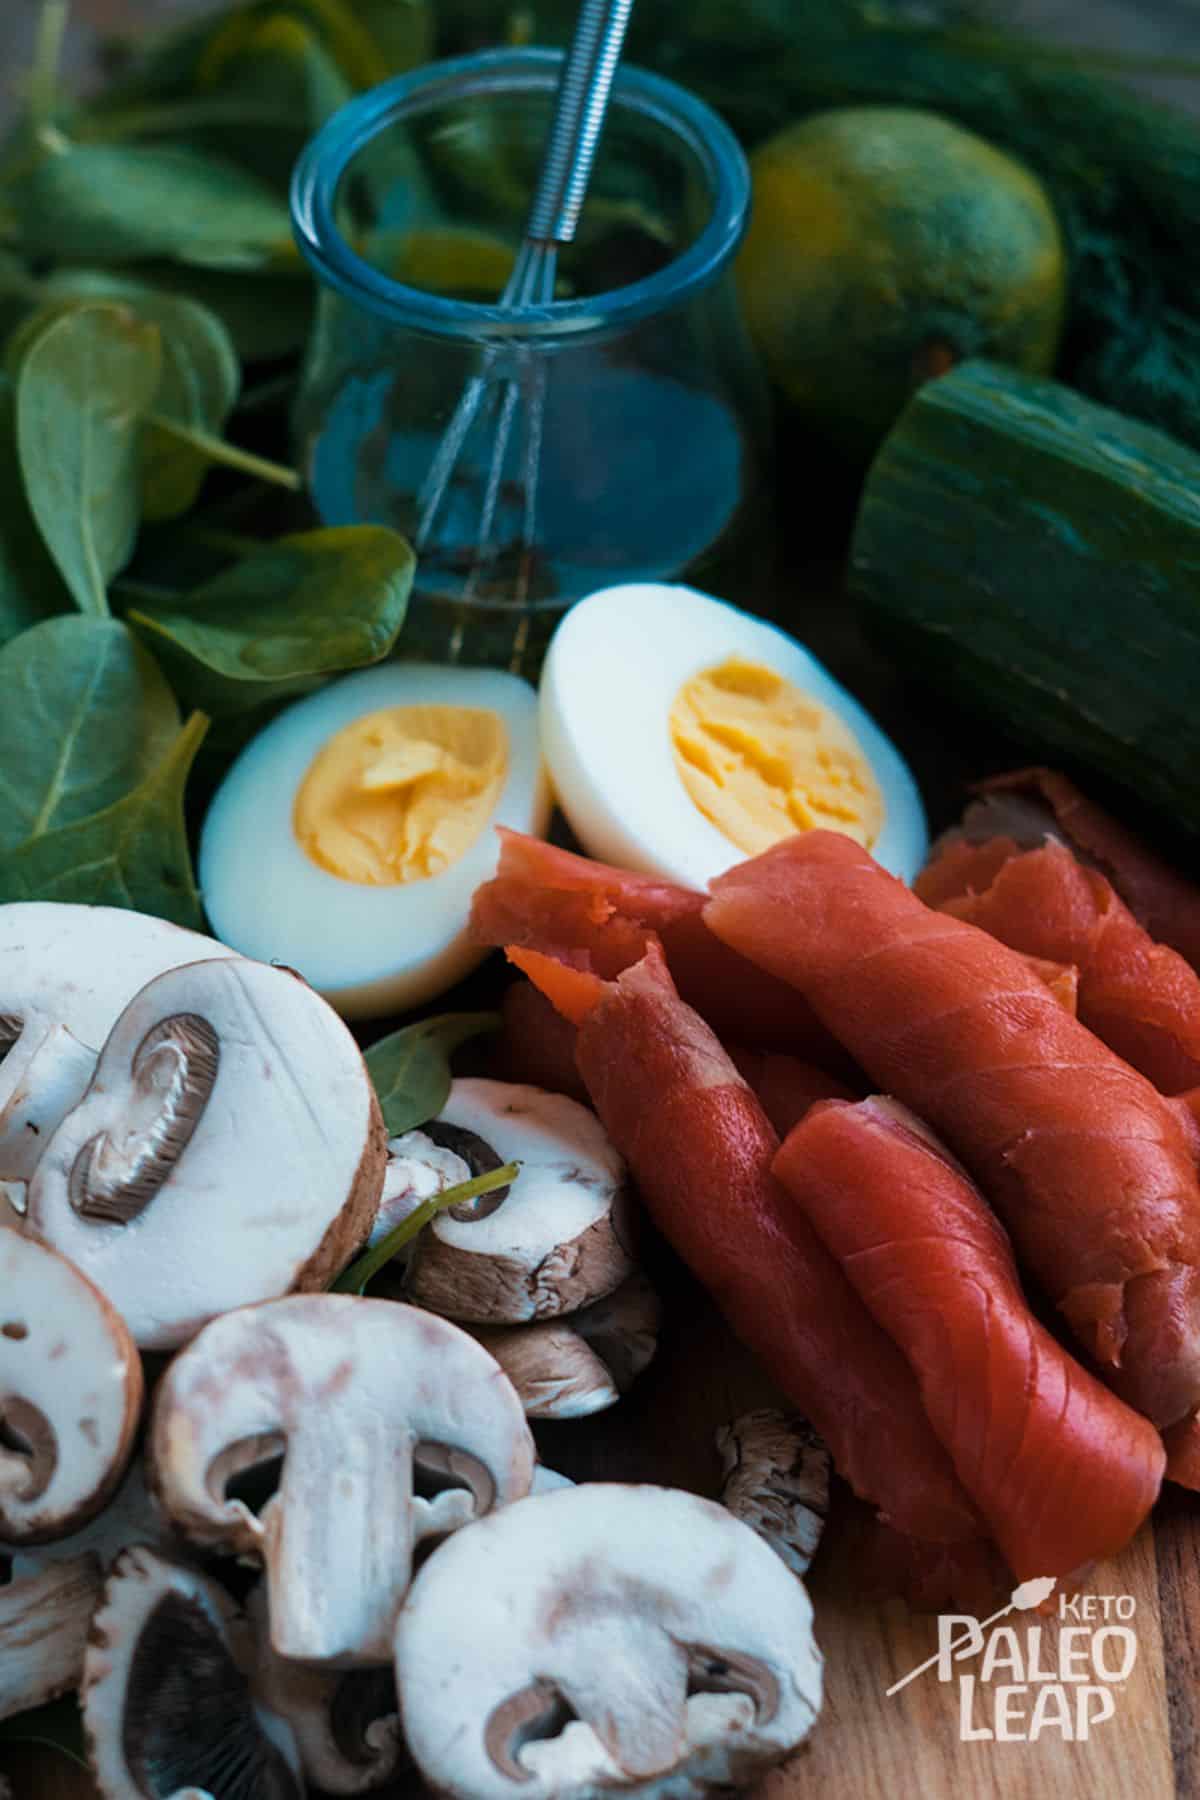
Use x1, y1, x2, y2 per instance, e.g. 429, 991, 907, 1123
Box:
920, 839, 1200, 1095
517, 938, 983, 1546
945, 768, 1200, 972
472, 830, 851, 1066
705, 831, 1200, 1428
727, 1049, 859, 1137
775, 1097, 1164, 1577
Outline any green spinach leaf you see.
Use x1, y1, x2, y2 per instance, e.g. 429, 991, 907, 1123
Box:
0, 616, 180, 853
137, 295, 242, 520
126, 525, 415, 715
0, 383, 73, 648
16, 303, 162, 618
15, 143, 294, 268
0, 710, 209, 927
42, 262, 315, 363
365, 1012, 501, 1136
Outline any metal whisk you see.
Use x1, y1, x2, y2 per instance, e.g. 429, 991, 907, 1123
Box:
414, 0, 636, 612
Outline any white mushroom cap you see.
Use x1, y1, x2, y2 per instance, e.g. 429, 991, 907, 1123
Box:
82, 1545, 303, 1800
716, 1411, 830, 1582
26, 957, 386, 1349
405, 1080, 635, 1324
394, 1484, 823, 1800
368, 1129, 473, 1251
148, 1295, 535, 1667
0, 904, 231, 1185
470, 1273, 662, 1420
0, 1227, 142, 1544
246, 1586, 406, 1796
0, 1552, 102, 1721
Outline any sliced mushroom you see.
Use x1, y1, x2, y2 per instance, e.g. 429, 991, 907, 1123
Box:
716, 1410, 830, 1581
0, 1227, 142, 1545
405, 1080, 635, 1324
368, 1129, 473, 1250
0, 903, 232, 1186
148, 1295, 535, 1666
4, 1458, 176, 1582
247, 1586, 407, 1796
394, 1484, 823, 1800
0, 1552, 102, 1721
26, 957, 386, 1349
82, 1545, 303, 1800
470, 1273, 662, 1420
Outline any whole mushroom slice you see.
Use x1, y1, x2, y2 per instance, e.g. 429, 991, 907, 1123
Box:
0, 1552, 102, 1721
247, 1587, 408, 1796
0, 1227, 142, 1545
471, 1273, 662, 1420
367, 1129, 473, 1251
149, 1295, 535, 1666
82, 1545, 303, 1800
394, 1484, 823, 1800
404, 1079, 635, 1324
716, 1410, 831, 1581
26, 957, 386, 1350
0, 903, 232, 1185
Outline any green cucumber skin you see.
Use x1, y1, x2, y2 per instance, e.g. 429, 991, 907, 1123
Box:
850, 359, 1200, 831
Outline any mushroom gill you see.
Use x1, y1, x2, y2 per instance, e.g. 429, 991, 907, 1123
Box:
70, 1013, 220, 1225
0, 1017, 20, 1068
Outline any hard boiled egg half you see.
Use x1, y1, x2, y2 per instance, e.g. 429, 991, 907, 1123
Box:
200, 664, 550, 1017
540, 583, 927, 887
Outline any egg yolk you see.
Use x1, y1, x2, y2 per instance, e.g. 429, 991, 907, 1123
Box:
669, 657, 884, 856
294, 705, 509, 885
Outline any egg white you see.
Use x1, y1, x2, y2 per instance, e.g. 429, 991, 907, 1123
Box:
199, 664, 551, 1018
539, 582, 928, 888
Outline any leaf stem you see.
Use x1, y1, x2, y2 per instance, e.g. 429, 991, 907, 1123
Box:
29, 0, 70, 132
331, 1161, 520, 1295
144, 415, 301, 490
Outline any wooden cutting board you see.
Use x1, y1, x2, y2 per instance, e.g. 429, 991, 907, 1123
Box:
5, 1288, 1195, 1800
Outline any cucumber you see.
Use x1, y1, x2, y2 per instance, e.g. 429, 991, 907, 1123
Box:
850, 359, 1200, 832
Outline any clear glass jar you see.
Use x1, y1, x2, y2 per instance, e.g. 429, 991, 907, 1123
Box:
290, 49, 771, 673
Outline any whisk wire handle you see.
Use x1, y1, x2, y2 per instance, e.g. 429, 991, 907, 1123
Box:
524, 0, 637, 247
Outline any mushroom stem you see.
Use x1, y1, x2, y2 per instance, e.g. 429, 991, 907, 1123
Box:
264, 1411, 416, 1667
716, 1410, 831, 1581
0, 1024, 97, 1184
332, 1161, 519, 1295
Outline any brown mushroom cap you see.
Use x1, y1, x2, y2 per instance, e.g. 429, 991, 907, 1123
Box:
0, 1227, 142, 1545
469, 1273, 662, 1420
26, 958, 386, 1350
405, 1080, 635, 1324
0, 1552, 102, 1721
148, 1295, 535, 1666
394, 1485, 822, 1800
716, 1410, 830, 1581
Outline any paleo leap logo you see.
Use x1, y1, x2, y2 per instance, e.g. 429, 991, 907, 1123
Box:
886, 1577, 1139, 1742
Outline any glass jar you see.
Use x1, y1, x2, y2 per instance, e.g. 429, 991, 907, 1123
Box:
290, 48, 771, 674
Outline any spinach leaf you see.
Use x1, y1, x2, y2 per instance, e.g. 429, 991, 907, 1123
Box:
352, 0, 432, 73
0, 383, 73, 648
137, 294, 242, 521
0, 616, 180, 853
42, 263, 315, 364
0, 711, 209, 928
365, 1012, 501, 1136
16, 303, 162, 618
15, 143, 294, 269
126, 525, 415, 715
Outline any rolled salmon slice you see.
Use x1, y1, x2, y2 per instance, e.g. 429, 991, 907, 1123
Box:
705, 831, 1200, 1428
517, 938, 983, 1547
775, 1096, 1164, 1579
921, 839, 1200, 1095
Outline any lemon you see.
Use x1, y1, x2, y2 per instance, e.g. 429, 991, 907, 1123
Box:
379, 226, 517, 298
737, 107, 1067, 458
